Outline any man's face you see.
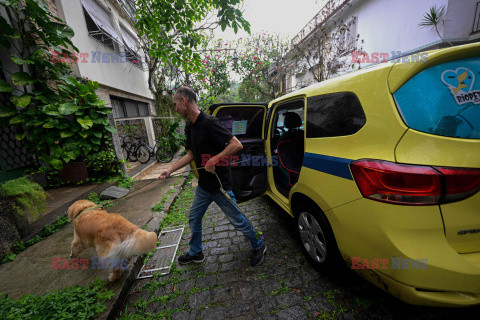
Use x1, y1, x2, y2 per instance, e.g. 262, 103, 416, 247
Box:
173, 93, 188, 119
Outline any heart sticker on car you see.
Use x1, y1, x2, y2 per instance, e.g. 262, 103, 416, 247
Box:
441, 68, 480, 105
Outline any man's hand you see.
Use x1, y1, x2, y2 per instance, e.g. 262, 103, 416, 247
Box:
158, 169, 171, 180
205, 156, 219, 173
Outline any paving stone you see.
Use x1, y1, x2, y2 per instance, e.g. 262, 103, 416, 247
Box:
196, 274, 217, 288
221, 260, 242, 272
172, 310, 196, 320
277, 305, 307, 320
212, 286, 234, 303
260, 278, 283, 293
177, 279, 195, 293
199, 307, 225, 320
188, 290, 210, 309
239, 284, 263, 301
253, 295, 278, 314
229, 231, 237, 238
275, 292, 303, 307
210, 247, 228, 255
203, 227, 214, 235
204, 241, 219, 249
214, 225, 230, 232
100, 186, 129, 199
304, 296, 334, 314
212, 231, 230, 239
219, 253, 234, 263
217, 238, 232, 246
217, 270, 239, 284
226, 303, 252, 318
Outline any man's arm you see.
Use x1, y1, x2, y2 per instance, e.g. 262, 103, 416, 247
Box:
158, 150, 194, 180
204, 136, 243, 173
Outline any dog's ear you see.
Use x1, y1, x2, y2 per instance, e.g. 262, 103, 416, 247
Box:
68, 200, 97, 221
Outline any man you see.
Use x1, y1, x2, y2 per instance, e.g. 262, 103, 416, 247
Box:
159, 86, 266, 267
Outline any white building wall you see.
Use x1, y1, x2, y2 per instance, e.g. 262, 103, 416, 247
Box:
444, 0, 479, 39
58, 0, 153, 100
351, 0, 449, 56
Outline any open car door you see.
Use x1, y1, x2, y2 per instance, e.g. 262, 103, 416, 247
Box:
208, 103, 268, 202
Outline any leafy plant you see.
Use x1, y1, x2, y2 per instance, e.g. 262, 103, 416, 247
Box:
85, 148, 121, 179
0, 279, 115, 319
41, 216, 68, 237
0, 177, 47, 219
87, 192, 113, 208
116, 174, 135, 189
0, 0, 115, 171
419, 5, 453, 46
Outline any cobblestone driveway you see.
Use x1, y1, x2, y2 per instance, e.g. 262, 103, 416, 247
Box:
121, 180, 480, 320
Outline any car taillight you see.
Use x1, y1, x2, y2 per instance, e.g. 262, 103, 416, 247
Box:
350, 160, 480, 205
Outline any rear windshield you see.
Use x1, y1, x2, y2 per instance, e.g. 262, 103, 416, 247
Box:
394, 56, 480, 139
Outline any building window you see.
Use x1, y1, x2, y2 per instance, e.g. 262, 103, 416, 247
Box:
81, 0, 122, 51
120, 24, 142, 67
111, 96, 150, 119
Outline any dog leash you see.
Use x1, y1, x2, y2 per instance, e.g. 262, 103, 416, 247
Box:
166, 162, 243, 209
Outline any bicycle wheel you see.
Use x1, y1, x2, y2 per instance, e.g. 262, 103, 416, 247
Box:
128, 144, 138, 162
137, 145, 151, 164
156, 145, 174, 163
121, 143, 131, 161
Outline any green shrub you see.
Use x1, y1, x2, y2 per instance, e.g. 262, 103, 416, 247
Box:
85, 149, 120, 179
0, 177, 47, 219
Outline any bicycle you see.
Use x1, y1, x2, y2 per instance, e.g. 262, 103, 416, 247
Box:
128, 134, 175, 164
119, 135, 133, 161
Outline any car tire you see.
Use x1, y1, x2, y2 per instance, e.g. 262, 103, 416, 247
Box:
296, 204, 342, 271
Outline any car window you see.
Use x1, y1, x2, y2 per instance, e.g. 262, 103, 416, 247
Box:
306, 92, 366, 138
394, 56, 480, 139
215, 106, 265, 139
271, 100, 305, 138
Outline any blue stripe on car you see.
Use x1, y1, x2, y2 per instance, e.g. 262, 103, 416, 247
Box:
302, 153, 354, 180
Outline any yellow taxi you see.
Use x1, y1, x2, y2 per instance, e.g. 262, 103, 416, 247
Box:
204, 42, 480, 306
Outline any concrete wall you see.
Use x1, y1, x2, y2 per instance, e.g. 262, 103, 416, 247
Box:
57, 0, 153, 100
444, 0, 480, 38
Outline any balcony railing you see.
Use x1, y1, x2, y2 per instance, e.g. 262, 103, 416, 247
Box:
291, 0, 349, 45
473, 2, 480, 33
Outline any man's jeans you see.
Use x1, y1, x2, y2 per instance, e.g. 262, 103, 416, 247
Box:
188, 185, 264, 255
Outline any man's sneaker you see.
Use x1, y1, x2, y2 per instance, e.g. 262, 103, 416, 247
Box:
250, 244, 267, 267
178, 251, 205, 265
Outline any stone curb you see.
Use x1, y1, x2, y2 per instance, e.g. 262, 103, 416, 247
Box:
100, 171, 191, 320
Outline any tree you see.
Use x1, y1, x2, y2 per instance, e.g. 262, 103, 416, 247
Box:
133, 0, 250, 114
419, 5, 453, 47
234, 33, 293, 101
291, 20, 362, 83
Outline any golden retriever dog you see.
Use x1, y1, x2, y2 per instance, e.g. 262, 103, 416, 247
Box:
67, 200, 157, 281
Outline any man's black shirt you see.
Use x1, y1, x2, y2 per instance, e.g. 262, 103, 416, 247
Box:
185, 111, 234, 192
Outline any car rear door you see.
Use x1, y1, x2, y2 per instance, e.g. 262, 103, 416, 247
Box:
208, 103, 268, 202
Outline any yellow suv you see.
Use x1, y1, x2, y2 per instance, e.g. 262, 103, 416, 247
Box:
205, 42, 480, 306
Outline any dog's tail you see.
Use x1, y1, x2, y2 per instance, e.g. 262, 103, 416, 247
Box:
104, 229, 157, 261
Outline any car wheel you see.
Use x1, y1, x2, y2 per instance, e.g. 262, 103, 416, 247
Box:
296, 205, 341, 270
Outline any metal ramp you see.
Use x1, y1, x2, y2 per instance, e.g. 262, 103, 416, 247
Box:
137, 225, 185, 279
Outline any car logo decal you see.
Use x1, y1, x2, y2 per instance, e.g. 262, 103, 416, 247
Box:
457, 228, 480, 235
441, 67, 480, 105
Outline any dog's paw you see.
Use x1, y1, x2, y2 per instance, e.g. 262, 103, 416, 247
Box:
108, 271, 121, 282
